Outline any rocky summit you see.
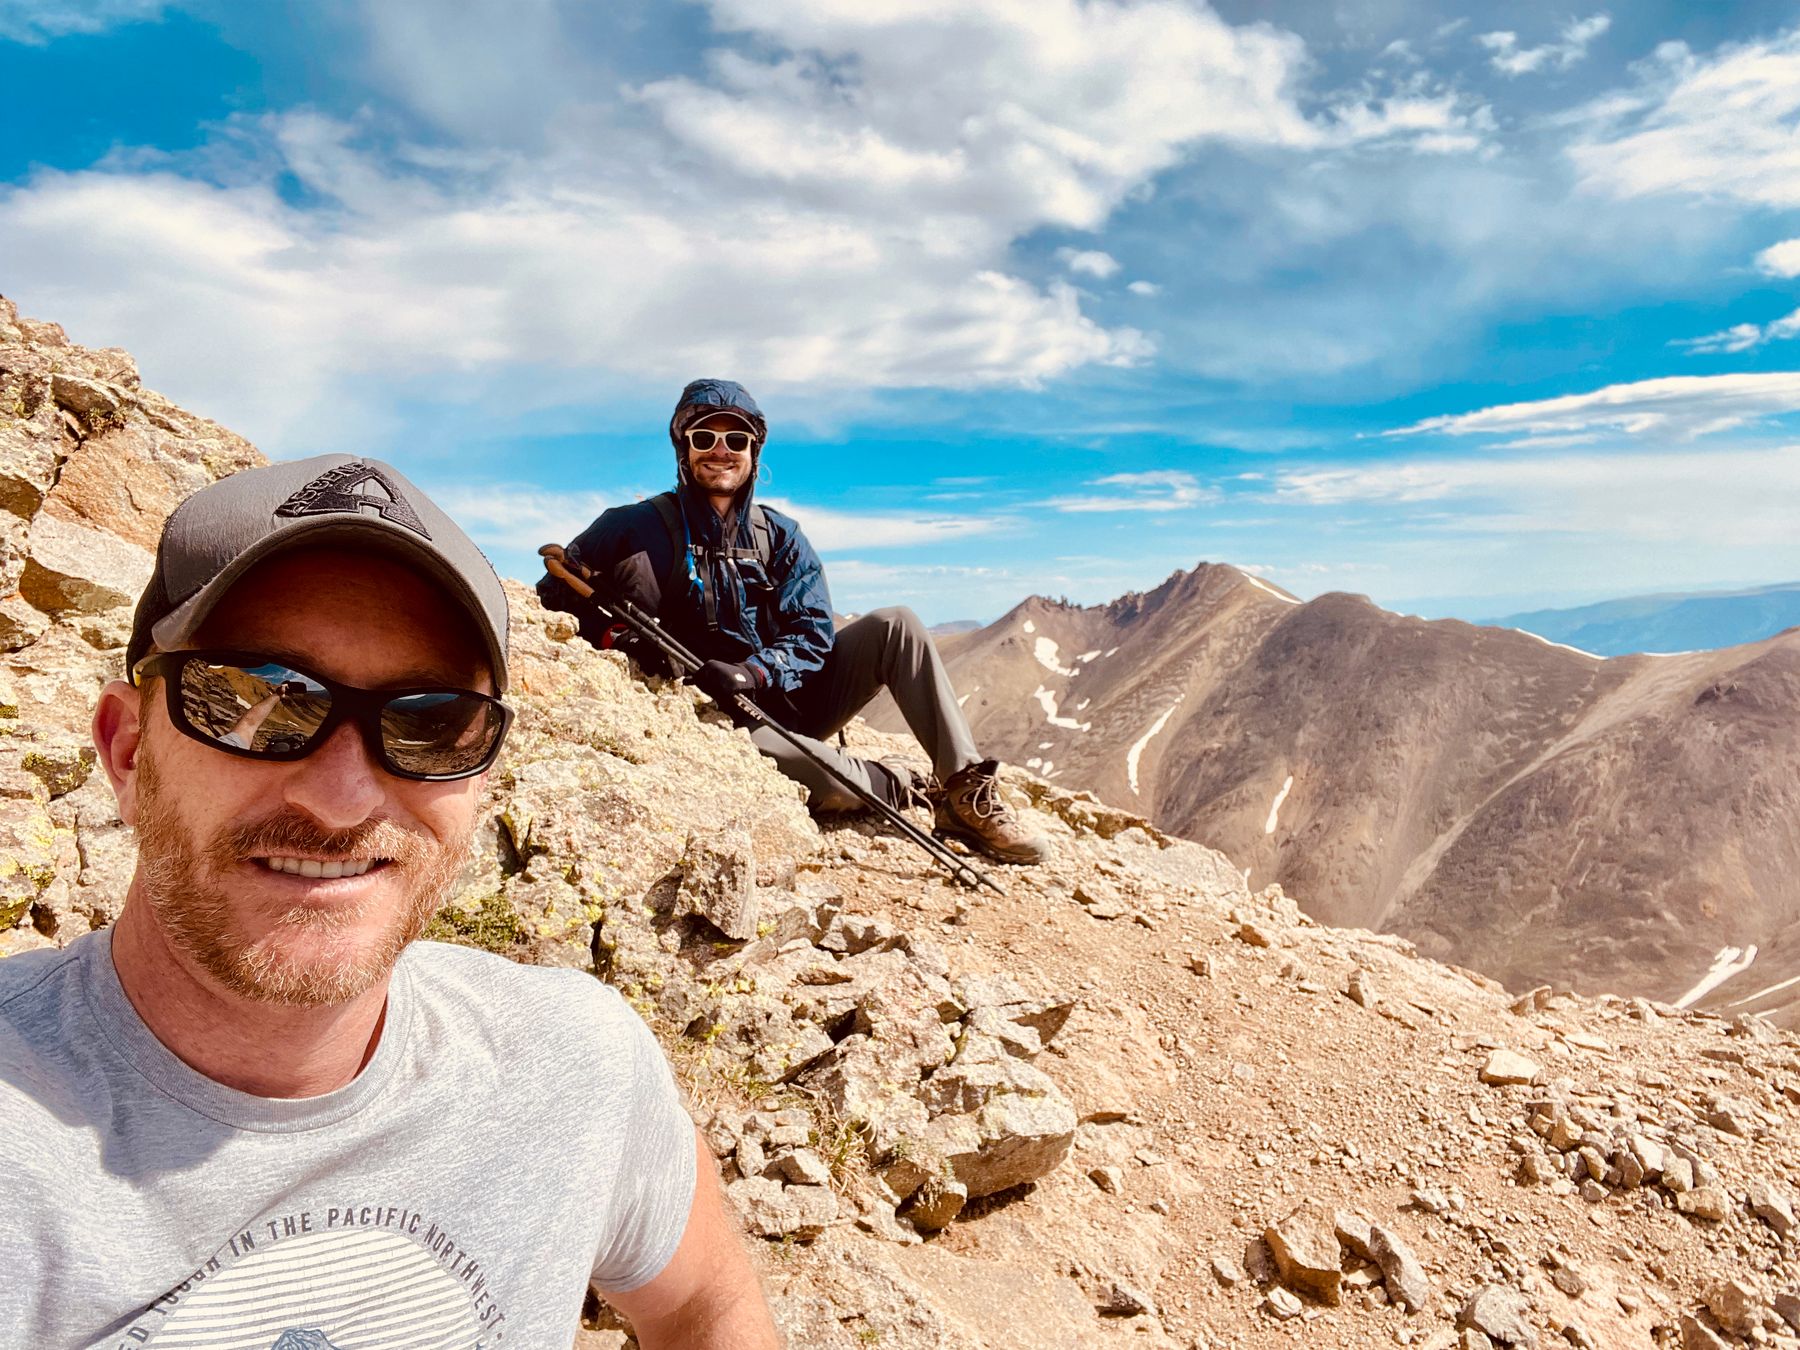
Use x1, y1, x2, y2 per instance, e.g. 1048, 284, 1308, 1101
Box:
4, 298, 1800, 1348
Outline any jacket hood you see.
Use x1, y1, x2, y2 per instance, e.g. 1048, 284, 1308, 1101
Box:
669, 378, 766, 523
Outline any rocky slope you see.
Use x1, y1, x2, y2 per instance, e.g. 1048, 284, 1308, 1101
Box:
867, 567, 1800, 1025
4, 299, 1798, 1349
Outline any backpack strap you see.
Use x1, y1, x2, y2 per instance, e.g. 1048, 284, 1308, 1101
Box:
649, 492, 776, 634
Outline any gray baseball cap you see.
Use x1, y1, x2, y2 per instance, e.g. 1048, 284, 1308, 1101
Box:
128, 455, 510, 691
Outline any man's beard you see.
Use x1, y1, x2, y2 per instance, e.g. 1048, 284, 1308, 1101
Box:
132, 750, 472, 1007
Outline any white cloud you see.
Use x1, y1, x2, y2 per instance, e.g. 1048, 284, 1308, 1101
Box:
758, 496, 1007, 551
1757, 238, 1800, 278
431, 484, 616, 558
1127, 280, 1161, 297
0, 0, 162, 44
1385, 373, 1800, 442
1057, 248, 1120, 280
1676, 310, 1800, 356
1569, 29, 1800, 207
1478, 14, 1610, 77
1041, 469, 1217, 513
1272, 444, 1800, 549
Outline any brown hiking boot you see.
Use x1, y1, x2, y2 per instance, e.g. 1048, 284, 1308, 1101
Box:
934, 759, 1051, 864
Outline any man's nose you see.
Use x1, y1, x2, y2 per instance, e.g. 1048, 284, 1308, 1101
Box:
282, 720, 386, 829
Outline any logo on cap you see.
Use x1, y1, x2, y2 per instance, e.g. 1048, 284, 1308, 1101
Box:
275, 461, 431, 539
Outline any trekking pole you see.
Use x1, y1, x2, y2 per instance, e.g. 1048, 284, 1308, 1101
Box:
540, 546, 1005, 897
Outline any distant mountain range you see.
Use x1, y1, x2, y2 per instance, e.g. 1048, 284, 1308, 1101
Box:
868, 564, 1800, 1023
1492, 581, 1800, 657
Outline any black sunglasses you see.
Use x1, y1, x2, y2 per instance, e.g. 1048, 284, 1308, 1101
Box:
135, 649, 512, 782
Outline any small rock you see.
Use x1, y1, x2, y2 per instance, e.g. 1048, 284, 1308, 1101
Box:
1235, 921, 1275, 948
1578, 1179, 1608, 1205
1662, 1157, 1695, 1193
1749, 1177, 1797, 1238
1211, 1256, 1246, 1286
1089, 1165, 1124, 1194
1264, 1201, 1343, 1305
1706, 1278, 1762, 1337
1370, 1222, 1432, 1312
1458, 1286, 1537, 1347
1707, 1096, 1757, 1138
1098, 1278, 1157, 1318
902, 1179, 967, 1233
1347, 969, 1375, 1007
1776, 1290, 1800, 1333
1481, 1050, 1540, 1086
1510, 985, 1552, 1015
768, 1148, 832, 1187
1677, 1312, 1732, 1350
1263, 1287, 1303, 1320
1550, 1264, 1585, 1299
1675, 1186, 1729, 1223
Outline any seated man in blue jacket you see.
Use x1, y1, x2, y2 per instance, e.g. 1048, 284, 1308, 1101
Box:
538, 379, 1048, 865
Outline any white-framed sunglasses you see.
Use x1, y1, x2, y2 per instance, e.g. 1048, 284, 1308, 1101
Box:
683, 427, 757, 454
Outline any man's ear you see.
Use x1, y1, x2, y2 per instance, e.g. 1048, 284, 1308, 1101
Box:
93, 679, 145, 826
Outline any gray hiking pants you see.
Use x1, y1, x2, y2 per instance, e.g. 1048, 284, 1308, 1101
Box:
751, 606, 980, 811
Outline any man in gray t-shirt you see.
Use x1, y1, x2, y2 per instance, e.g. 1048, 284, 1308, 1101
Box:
0, 456, 780, 1349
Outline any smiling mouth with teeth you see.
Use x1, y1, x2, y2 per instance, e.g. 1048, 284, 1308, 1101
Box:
261, 856, 385, 879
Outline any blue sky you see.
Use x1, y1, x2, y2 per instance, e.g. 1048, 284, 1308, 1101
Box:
5, 1, 1800, 622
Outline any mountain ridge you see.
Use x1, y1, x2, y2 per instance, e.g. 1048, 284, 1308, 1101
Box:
874, 561, 1800, 1025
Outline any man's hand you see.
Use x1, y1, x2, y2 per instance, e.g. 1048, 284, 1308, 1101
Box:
689, 659, 759, 705
600, 1129, 782, 1348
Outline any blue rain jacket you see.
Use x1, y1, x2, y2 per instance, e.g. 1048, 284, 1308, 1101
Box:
537, 380, 835, 697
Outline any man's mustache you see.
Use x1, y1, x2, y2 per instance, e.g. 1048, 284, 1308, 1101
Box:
210, 812, 432, 868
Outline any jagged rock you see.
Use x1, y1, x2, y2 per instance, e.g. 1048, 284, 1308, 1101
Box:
1264, 1201, 1342, 1305
1777, 1291, 1800, 1333
19, 511, 153, 617
1457, 1286, 1537, 1347
0, 594, 47, 652
1481, 1050, 1540, 1086
940, 1086, 1076, 1199
0, 781, 59, 928
1346, 967, 1374, 1007
1332, 1209, 1374, 1258
1369, 1222, 1432, 1312
1089, 1165, 1123, 1194
1749, 1177, 1797, 1238
1706, 1278, 1761, 1337
768, 1149, 832, 1187
0, 423, 55, 519
49, 372, 124, 420
1675, 1186, 1729, 1222
676, 826, 759, 940
1707, 1096, 1756, 1138
1677, 1312, 1732, 1350
727, 1177, 837, 1240
1097, 1277, 1156, 1317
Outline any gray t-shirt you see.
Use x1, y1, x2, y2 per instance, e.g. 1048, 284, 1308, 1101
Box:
0, 932, 697, 1349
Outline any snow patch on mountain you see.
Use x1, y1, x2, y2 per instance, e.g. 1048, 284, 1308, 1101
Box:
1033, 637, 1078, 676
1674, 945, 1759, 1009
1511, 628, 1602, 661
957, 686, 977, 707
1033, 686, 1092, 731
1264, 775, 1295, 834
1078, 650, 1101, 663
1126, 697, 1183, 794
1022, 619, 1036, 633
1245, 575, 1301, 605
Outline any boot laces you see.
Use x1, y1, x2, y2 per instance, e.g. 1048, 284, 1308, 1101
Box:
962, 774, 1011, 822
